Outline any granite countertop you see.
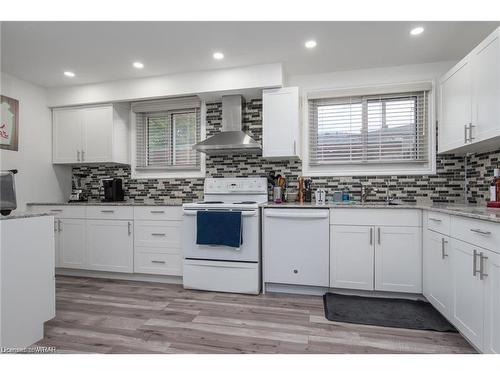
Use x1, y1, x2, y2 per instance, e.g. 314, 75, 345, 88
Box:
262, 201, 500, 223
27, 201, 185, 207
0, 212, 50, 220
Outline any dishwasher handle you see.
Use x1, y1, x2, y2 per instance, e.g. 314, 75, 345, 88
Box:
264, 210, 329, 219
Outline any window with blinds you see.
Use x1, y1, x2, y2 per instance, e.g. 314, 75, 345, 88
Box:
308, 91, 429, 166
134, 97, 201, 170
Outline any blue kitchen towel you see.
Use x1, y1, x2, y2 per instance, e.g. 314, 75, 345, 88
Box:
196, 211, 242, 248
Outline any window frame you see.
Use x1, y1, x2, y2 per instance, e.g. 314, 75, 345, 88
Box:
131, 101, 206, 179
302, 82, 436, 177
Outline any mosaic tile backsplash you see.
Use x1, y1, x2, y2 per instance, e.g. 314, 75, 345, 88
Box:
73, 99, 500, 204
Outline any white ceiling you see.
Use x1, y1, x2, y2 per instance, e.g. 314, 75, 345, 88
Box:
1, 21, 499, 88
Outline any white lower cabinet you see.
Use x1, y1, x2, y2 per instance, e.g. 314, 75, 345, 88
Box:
330, 218, 422, 293
451, 238, 486, 350
330, 225, 374, 290
484, 249, 500, 353
58, 219, 87, 269
375, 226, 422, 293
86, 220, 133, 273
133, 220, 182, 276
423, 229, 453, 317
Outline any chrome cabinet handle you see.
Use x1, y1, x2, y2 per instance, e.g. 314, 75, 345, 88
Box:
150, 210, 165, 214
54, 219, 58, 232
81, 150, 85, 161
480, 252, 488, 280
473, 249, 480, 277
377, 227, 381, 245
151, 233, 166, 236
470, 228, 491, 235
58, 219, 62, 232
441, 238, 448, 259
151, 260, 166, 264
464, 124, 469, 143
101, 210, 115, 213
77, 150, 81, 161
127, 222, 132, 235
50, 209, 63, 212
429, 217, 442, 222
468, 123, 475, 142
370, 227, 373, 245
293, 140, 297, 155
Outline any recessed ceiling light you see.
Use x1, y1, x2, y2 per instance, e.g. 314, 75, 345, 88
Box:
410, 27, 424, 36
213, 52, 224, 60
133, 62, 144, 69
64, 71, 75, 77
305, 40, 317, 49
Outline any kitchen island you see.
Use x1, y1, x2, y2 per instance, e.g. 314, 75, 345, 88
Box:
0, 213, 55, 350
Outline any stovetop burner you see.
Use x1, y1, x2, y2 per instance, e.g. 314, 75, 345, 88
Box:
196, 201, 224, 204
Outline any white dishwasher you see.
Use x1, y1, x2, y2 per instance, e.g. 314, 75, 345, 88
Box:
263, 208, 330, 287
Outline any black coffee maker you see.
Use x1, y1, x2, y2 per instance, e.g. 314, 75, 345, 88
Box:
102, 178, 125, 202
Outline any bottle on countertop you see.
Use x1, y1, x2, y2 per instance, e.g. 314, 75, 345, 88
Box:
495, 168, 500, 202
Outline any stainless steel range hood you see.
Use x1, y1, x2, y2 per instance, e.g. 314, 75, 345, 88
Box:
193, 95, 262, 155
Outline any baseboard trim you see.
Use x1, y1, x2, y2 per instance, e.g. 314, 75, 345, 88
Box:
264, 283, 425, 300
56, 268, 183, 285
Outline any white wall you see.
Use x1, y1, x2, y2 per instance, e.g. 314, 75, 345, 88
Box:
47, 63, 283, 107
287, 61, 455, 93
0, 73, 71, 211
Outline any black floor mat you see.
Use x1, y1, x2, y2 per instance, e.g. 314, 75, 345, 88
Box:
323, 292, 457, 332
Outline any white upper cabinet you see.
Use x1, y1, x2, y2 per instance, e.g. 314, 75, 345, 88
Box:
262, 87, 301, 158
439, 27, 500, 154
439, 59, 472, 153
52, 103, 130, 164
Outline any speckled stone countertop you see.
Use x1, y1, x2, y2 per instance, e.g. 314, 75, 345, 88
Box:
0, 212, 50, 220
262, 201, 500, 223
27, 201, 185, 206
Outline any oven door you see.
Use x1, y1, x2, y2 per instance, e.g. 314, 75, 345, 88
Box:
182, 208, 260, 262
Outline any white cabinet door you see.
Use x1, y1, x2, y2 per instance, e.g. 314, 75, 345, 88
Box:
472, 31, 500, 143
86, 220, 133, 273
375, 226, 422, 293
451, 239, 485, 350
53, 108, 83, 163
484, 249, 500, 354
262, 87, 300, 158
58, 219, 86, 269
83, 106, 113, 163
330, 225, 374, 291
439, 59, 472, 153
263, 209, 329, 286
423, 230, 453, 317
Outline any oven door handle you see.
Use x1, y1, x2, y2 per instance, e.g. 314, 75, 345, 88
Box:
182, 209, 257, 217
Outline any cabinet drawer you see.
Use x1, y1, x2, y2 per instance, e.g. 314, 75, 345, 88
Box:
134, 221, 182, 249
86, 206, 133, 220
330, 208, 421, 227
29, 205, 86, 219
451, 216, 500, 253
427, 211, 451, 235
133, 206, 182, 221
134, 251, 182, 276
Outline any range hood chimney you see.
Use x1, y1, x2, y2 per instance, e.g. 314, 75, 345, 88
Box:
192, 95, 262, 155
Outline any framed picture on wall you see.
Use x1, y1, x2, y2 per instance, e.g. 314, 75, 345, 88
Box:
1, 95, 19, 151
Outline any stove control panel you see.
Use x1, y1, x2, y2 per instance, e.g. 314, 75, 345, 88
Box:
204, 178, 267, 194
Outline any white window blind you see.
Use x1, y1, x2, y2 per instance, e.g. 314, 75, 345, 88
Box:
309, 91, 429, 166
134, 97, 201, 170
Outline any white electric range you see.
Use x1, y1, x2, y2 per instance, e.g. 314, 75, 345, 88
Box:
182, 177, 268, 294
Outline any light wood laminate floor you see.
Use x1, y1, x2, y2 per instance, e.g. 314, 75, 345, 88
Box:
34, 276, 476, 354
